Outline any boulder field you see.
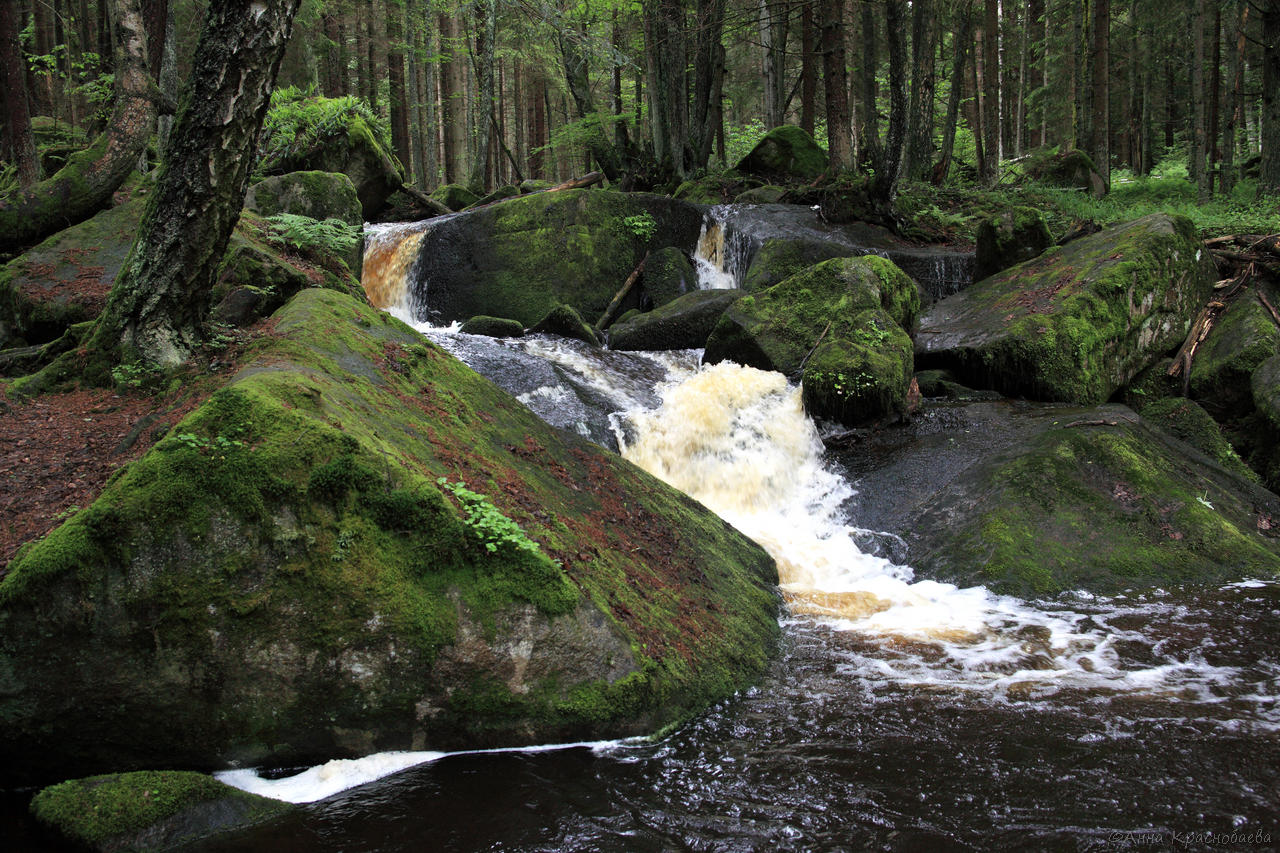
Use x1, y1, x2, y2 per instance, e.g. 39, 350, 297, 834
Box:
0, 288, 780, 785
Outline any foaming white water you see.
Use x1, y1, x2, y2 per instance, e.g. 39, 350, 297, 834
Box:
217, 739, 625, 803
616, 362, 1267, 709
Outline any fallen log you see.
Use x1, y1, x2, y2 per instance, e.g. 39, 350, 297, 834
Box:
595, 252, 649, 332
548, 172, 605, 193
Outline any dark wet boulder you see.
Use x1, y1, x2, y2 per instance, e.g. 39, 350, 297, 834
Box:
740, 237, 858, 292
843, 401, 1280, 598
403, 189, 703, 327
431, 183, 480, 211
609, 289, 742, 351
530, 303, 601, 345
0, 289, 781, 784
735, 126, 828, 180
1189, 288, 1280, 418
641, 246, 698, 309
1253, 355, 1280, 429
30, 771, 291, 851
734, 185, 788, 204
916, 213, 1215, 404
0, 195, 143, 349
459, 315, 525, 337
974, 206, 1052, 280
705, 256, 920, 425
245, 170, 363, 226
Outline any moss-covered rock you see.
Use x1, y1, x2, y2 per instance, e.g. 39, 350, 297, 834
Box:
529, 303, 600, 345
883, 403, 1280, 597
1118, 357, 1181, 410
1138, 397, 1257, 481
608, 289, 742, 351
705, 256, 920, 425
916, 214, 1215, 404
404, 189, 703, 326
734, 185, 788, 204
459, 315, 525, 337
641, 246, 697, 309
245, 170, 363, 226
1188, 289, 1280, 418
672, 175, 737, 205
519, 179, 553, 194
740, 238, 859, 292
974, 206, 1052, 280
1023, 147, 1107, 196
1252, 354, 1280, 429
913, 368, 1002, 401
432, 183, 481, 211
0, 288, 780, 784
0, 196, 144, 348
470, 185, 521, 207
30, 770, 291, 851
734, 126, 828, 180
263, 112, 403, 220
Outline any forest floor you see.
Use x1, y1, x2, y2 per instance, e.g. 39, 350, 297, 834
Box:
0, 325, 268, 571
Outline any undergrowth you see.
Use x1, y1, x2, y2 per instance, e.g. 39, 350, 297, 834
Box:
257, 86, 392, 173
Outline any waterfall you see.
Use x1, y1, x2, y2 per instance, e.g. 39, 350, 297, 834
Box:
692, 207, 752, 290
362, 222, 434, 317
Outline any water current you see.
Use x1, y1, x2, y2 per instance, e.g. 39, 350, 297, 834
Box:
12, 212, 1274, 851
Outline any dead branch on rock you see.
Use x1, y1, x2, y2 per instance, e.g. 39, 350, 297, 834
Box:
595, 253, 649, 331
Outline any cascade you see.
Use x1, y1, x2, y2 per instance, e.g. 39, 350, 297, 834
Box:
361, 221, 435, 316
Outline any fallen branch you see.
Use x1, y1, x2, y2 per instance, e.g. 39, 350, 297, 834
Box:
1064, 419, 1119, 428
798, 320, 834, 372
548, 172, 604, 193
396, 183, 452, 217
1259, 289, 1280, 330
595, 253, 649, 332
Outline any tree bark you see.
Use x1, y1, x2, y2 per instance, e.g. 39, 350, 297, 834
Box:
0, 0, 40, 189
1090, 0, 1110, 185
800, 1, 817, 135
874, 0, 908, 199
88, 0, 303, 370
1221, 0, 1246, 194
822, 0, 853, 170
937, 2, 972, 184
690, 0, 727, 169
0, 0, 153, 255
1191, 0, 1208, 198
1263, 0, 1280, 193
981, 0, 1000, 185
388, 0, 411, 178
761, 0, 786, 127
859, 0, 880, 166
645, 0, 689, 178
904, 0, 935, 181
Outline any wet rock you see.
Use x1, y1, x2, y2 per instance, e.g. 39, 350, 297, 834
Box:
245, 170, 363, 226
734, 185, 788, 204
1137, 396, 1257, 481
705, 256, 920, 425
459, 315, 525, 338
404, 189, 703, 327
470, 185, 521, 207
741, 237, 858, 292
641, 246, 698, 308
974, 206, 1052, 280
0, 289, 781, 784
836, 400, 1280, 597
609, 289, 742, 351
916, 213, 1214, 404
30, 771, 291, 851
1189, 287, 1280, 419
530, 303, 600, 345
735, 125, 828, 181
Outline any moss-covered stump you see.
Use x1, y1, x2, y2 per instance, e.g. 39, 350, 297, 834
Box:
1138, 397, 1257, 481
1188, 289, 1280, 418
916, 213, 1214, 404
432, 183, 481, 211
459, 315, 525, 337
30, 771, 291, 852
212, 211, 364, 327
704, 256, 920, 425
641, 246, 697, 309
740, 237, 859, 292
245, 171, 363, 227
262, 108, 403, 220
0, 288, 779, 784
0, 196, 144, 349
878, 403, 1280, 597
405, 189, 703, 327
608, 289, 742, 351
734, 126, 828, 180
974, 206, 1052, 281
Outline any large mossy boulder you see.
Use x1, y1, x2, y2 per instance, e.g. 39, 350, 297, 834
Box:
0, 196, 144, 349
608, 289, 742, 351
431, 183, 481, 211
916, 213, 1215, 404
640, 246, 698, 309
740, 237, 858, 292
734, 126, 828, 180
0, 288, 779, 784
30, 771, 291, 851
704, 256, 920, 425
974, 206, 1052, 281
245, 170, 363, 226
845, 401, 1280, 598
1024, 148, 1108, 196
403, 189, 703, 327
1188, 289, 1280, 418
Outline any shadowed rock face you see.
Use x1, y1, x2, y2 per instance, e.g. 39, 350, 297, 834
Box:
0, 288, 780, 786
916, 213, 1215, 404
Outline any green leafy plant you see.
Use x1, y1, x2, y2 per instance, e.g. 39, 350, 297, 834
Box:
623, 212, 657, 241
263, 213, 360, 260
437, 478, 547, 556
258, 87, 392, 173
170, 426, 250, 456
110, 362, 161, 391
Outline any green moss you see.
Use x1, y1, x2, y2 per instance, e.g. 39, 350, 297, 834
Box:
459, 315, 525, 337
30, 770, 288, 847
734, 125, 828, 179
1139, 397, 1257, 480
740, 238, 856, 292
1189, 290, 1280, 417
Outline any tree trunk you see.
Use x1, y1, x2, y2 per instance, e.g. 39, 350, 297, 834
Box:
322, 11, 342, 97
0, 0, 40, 189
1262, 0, 1280, 193
859, 0, 880, 165
821, 0, 853, 170
937, 2, 972, 184
88, 0, 303, 370
1191, 0, 1208, 198
645, 0, 689, 178
874, 0, 908, 199
468, 0, 497, 192
800, 1, 817, 135
979, 0, 1000, 184
1221, 0, 1246, 194
691, 0, 727, 169
556, 25, 625, 182
388, 0, 411, 179
904, 0, 935, 181
970, 13, 988, 179
0, 0, 153, 255
1209, 3, 1221, 192
761, 0, 786, 127
1090, 0, 1110, 185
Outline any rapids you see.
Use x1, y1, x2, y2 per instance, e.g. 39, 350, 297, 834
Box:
187, 216, 1280, 850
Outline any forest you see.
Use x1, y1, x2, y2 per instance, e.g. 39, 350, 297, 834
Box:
3, 0, 1279, 205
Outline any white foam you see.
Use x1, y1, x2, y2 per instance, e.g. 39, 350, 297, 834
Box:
216, 739, 625, 803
